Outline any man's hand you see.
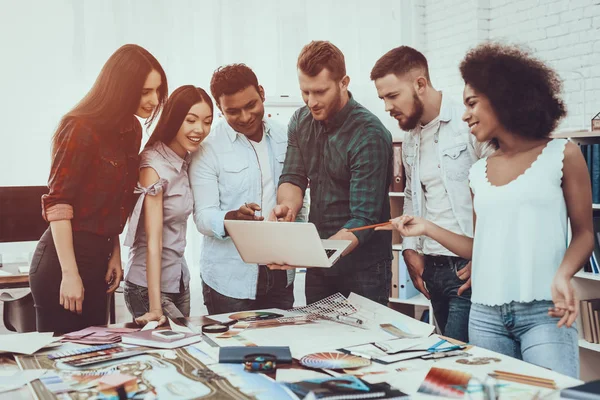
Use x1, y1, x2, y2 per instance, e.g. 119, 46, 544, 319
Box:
106, 252, 123, 293
403, 249, 430, 299
457, 261, 472, 296
268, 204, 294, 222
225, 203, 264, 221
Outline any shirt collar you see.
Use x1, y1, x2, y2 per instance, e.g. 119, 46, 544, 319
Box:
438, 92, 452, 123
321, 91, 356, 130
155, 141, 188, 173
224, 119, 270, 143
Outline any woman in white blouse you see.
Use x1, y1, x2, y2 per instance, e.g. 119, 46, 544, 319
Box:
124, 86, 214, 325
379, 43, 593, 378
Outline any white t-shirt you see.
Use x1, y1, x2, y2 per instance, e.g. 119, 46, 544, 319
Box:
249, 136, 276, 219
469, 139, 568, 306
419, 117, 463, 256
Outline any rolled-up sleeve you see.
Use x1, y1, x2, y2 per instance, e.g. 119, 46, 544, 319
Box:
41, 120, 95, 222
278, 110, 308, 193
342, 132, 392, 245
189, 143, 228, 240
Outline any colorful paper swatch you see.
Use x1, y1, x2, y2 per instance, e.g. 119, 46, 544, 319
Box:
300, 352, 371, 370
417, 367, 472, 398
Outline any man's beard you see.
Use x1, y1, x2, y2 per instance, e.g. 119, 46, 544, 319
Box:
397, 92, 424, 131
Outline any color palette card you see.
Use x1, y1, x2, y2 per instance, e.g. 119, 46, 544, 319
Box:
417, 367, 472, 398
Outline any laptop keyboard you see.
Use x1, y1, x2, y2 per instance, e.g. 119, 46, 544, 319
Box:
325, 249, 337, 258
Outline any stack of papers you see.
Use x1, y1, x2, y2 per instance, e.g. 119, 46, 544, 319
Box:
0, 332, 60, 355
62, 326, 139, 345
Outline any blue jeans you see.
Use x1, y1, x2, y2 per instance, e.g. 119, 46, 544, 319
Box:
124, 281, 191, 320
423, 255, 472, 343
305, 258, 392, 306
469, 300, 579, 378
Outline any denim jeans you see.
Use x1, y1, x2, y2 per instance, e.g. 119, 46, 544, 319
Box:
422, 255, 472, 343
305, 258, 392, 306
469, 300, 579, 378
124, 281, 191, 320
30, 228, 112, 333
202, 265, 294, 315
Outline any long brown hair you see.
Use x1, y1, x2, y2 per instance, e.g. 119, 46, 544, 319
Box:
53, 44, 168, 151
145, 85, 213, 149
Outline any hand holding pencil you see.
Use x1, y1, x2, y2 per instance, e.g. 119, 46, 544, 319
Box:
371, 215, 428, 237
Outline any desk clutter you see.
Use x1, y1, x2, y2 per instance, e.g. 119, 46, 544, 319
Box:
0, 292, 590, 399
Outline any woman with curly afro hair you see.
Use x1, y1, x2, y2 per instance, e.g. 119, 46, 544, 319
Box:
379, 42, 592, 377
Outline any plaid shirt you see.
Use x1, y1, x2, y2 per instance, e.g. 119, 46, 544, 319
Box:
279, 94, 393, 272
42, 117, 142, 237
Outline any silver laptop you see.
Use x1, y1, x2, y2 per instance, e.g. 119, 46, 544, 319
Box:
223, 220, 351, 268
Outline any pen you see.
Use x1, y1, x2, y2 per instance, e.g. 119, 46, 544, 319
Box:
336, 315, 363, 325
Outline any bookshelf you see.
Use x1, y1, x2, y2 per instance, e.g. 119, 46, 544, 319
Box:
557, 129, 600, 381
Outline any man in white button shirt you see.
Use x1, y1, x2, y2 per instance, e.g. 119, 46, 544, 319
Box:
189, 64, 302, 314
370, 46, 492, 342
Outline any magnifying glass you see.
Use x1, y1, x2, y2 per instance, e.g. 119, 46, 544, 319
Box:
201, 319, 239, 334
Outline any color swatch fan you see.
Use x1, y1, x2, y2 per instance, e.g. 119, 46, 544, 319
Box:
300, 352, 371, 369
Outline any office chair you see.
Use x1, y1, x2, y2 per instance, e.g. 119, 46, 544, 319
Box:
0, 291, 36, 332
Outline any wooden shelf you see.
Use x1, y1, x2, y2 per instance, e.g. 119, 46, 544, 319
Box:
389, 293, 430, 307
389, 192, 405, 197
593, 204, 600, 210
392, 244, 403, 251
551, 130, 600, 139
579, 339, 600, 353
574, 271, 600, 282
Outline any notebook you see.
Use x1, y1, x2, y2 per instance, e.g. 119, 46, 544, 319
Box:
282, 375, 409, 399
561, 380, 600, 400
218, 346, 292, 363
121, 330, 202, 349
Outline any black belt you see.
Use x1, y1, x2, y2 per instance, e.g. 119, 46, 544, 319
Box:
424, 254, 466, 267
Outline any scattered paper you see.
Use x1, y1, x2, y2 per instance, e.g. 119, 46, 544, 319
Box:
275, 368, 330, 383
0, 332, 58, 355
0, 369, 47, 394
141, 321, 159, 331
348, 293, 434, 337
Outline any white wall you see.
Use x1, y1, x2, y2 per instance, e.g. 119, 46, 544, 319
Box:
421, 0, 600, 132
0, 0, 412, 187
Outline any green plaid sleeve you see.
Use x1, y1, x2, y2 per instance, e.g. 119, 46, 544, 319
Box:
343, 132, 392, 245
278, 110, 309, 192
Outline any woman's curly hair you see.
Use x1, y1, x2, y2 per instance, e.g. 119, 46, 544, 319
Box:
459, 42, 566, 138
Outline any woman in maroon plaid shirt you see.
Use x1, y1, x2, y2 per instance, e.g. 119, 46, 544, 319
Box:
29, 44, 168, 333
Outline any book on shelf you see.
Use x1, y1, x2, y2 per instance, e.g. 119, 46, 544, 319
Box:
581, 299, 600, 344
390, 143, 405, 193
581, 144, 600, 204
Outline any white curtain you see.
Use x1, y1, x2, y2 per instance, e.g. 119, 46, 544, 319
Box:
0, 0, 414, 308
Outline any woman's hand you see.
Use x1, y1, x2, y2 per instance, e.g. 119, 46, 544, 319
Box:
376, 215, 429, 237
135, 310, 167, 326
60, 271, 84, 314
106, 252, 123, 293
549, 271, 578, 328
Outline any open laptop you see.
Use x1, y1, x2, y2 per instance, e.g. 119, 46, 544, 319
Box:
223, 220, 351, 268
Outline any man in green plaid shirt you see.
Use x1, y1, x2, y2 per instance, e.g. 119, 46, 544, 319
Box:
269, 41, 394, 305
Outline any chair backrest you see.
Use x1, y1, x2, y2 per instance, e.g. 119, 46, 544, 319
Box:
1, 292, 37, 332
0, 186, 49, 242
